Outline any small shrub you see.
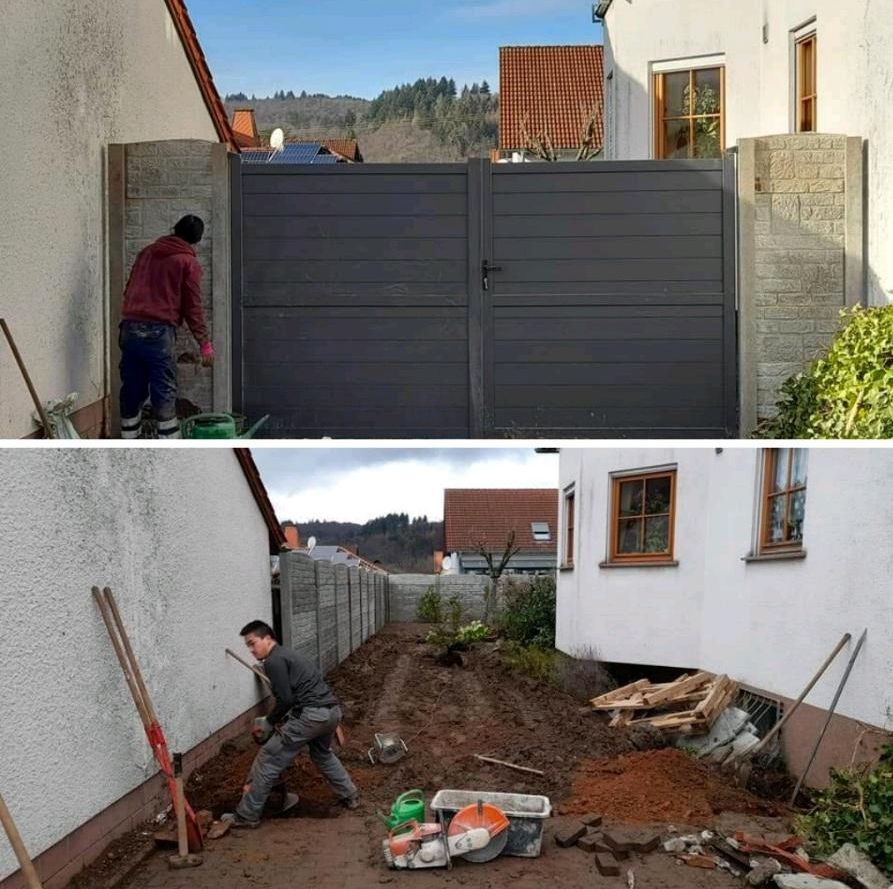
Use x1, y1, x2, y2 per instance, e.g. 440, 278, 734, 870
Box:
794, 745, 893, 877
455, 620, 490, 644
416, 586, 443, 623
502, 642, 558, 684
501, 574, 556, 648
447, 594, 463, 634
755, 306, 893, 439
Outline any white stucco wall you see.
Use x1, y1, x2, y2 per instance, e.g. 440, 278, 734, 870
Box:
0, 0, 221, 438
557, 447, 893, 731
0, 449, 270, 881
602, 0, 893, 304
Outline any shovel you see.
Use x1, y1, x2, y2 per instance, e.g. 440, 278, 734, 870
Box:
93, 587, 203, 852
0, 791, 43, 889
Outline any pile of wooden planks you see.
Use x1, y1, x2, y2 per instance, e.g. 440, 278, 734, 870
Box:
590, 672, 739, 734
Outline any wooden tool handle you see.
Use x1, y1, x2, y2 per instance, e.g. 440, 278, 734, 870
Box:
0, 792, 44, 889
225, 648, 272, 688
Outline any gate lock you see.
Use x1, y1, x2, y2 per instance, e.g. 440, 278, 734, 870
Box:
482, 259, 503, 291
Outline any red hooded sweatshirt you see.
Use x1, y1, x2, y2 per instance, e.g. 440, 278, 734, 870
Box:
122, 236, 209, 345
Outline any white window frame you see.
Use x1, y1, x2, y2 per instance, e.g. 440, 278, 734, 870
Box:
649, 53, 726, 160
790, 18, 818, 134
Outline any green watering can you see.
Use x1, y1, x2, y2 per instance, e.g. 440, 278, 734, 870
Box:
181, 412, 269, 440
377, 790, 426, 830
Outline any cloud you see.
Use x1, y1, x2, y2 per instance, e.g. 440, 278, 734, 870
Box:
446, 0, 582, 20
252, 449, 558, 523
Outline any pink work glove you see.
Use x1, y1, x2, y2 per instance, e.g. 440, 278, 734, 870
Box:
200, 341, 214, 367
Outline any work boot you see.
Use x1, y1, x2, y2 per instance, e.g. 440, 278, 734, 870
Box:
220, 812, 261, 829
339, 795, 360, 810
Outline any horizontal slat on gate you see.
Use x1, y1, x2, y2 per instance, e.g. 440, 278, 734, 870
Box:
244, 362, 467, 386
491, 288, 723, 304
493, 191, 721, 215
493, 406, 723, 428
245, 260, 466, 284
249, 338, 467, 362
491, 170, 724, 193
256, 406, 470, 432
495, 362, 720, 385
495, 382, 722, 408
244, 283, 468, 306
244, 315, 467, 341
244, 237, 466, 261
248, 384, 468, 408
244, 216, 467, 239
493, 340, 723, 363
495, 317, 721, 340
244, 174, 467, 194
494, 213, 721, 238
494, 258, 723, 282
244, 192, 466, 216
493, 236, 721, 261
495, 305, 723, 319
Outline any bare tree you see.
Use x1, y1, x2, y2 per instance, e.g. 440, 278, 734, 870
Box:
476, 530, 521, 582
518, 104, 603, 162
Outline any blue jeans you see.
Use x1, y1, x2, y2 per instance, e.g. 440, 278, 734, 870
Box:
119, 321, 178, 431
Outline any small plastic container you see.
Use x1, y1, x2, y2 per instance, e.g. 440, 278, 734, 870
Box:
430, 789, 552, 858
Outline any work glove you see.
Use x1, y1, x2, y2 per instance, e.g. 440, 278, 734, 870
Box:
251, 716, 274, 745
200, 341, 215, 368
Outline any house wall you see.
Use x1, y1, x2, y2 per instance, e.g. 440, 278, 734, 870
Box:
556, 447, 893, 779
0, 0, 220, 439
0, 449, 270, 885
602, 0, 893, 305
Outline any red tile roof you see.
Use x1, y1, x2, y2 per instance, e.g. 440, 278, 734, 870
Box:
164, 0, 237, 151
444, 489, 558, 552
232, 108, 261, 149
499, 45, 604, 151
320, 139, 363, 162
234, 449, 288, 554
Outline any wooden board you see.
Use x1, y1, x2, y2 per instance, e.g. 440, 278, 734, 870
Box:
643, 671, 712, 706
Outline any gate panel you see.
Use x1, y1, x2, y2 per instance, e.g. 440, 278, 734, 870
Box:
484, 159, 736, 438
239, 164, 470, 438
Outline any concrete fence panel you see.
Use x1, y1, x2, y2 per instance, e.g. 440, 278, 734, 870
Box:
334, 564, 351, 664
348, 567, 361, 651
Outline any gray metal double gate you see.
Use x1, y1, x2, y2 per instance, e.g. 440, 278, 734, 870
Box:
232, 157, 737, 438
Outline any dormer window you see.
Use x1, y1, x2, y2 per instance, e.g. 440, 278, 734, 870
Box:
531, 521, 551, 542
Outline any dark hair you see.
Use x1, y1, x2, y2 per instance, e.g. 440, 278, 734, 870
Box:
240, 620, 275, 639
173, 215, 204, 244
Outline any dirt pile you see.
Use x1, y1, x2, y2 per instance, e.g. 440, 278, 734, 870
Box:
562, 748, 786, 825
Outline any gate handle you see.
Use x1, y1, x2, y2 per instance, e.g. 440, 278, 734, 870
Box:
482, 259, 503, 291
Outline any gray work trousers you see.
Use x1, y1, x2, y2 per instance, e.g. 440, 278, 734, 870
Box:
236, 705, 357, 822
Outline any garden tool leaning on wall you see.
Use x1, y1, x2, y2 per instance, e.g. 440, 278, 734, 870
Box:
92, 586, 203, 851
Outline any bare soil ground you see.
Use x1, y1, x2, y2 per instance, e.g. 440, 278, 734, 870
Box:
71, 625, 790, 889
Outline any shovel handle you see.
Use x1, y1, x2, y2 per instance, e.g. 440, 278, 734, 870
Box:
0, 792, 44, 889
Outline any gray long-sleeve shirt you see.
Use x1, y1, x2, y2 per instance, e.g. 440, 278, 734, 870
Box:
262, 643, 339, 724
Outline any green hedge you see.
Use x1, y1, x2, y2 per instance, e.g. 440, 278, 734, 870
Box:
755, 306, 893, 439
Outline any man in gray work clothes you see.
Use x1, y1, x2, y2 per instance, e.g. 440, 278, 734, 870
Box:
222, 620, 359, 828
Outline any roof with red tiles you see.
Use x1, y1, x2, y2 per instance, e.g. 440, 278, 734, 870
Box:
234, 449, 288, 554
444, 489, 558, 552
499, 45, 604, 151
231, 108, 261, 149
164, 0, 237, 151
288, 138, 363, 162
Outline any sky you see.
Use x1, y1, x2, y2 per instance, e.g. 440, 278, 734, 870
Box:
252, 448, 559, 523
186, 0, 603, 99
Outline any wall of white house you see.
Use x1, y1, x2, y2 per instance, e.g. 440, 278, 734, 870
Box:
0, 450, 270, 882
0, 0, 221, 438
557, 447, 893, 731
602, 0, 893, 305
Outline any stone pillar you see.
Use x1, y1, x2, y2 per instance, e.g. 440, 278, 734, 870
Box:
108, 139, 231, 434
737, 135, 864, 432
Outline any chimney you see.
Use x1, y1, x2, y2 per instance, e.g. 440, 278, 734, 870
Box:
434, 550, 444, 574
282, 522, 300, 550
231, 108, 260, 148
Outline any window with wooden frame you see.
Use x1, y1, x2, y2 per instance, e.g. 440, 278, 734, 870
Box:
609, 470, 676, 563
563, 489, 575, 568
654, 66, 724, 159
760, 449, 808, 553
796, 32, 817, 132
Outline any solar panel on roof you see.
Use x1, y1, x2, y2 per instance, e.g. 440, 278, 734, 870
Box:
267, 143, 325, 164
241, 150, 273, 163
310, 154, 340, 164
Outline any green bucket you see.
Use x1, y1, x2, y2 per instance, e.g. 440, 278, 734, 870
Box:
181, 413, 270, 440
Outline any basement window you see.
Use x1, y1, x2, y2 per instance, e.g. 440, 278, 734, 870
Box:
531, 521, 551, 542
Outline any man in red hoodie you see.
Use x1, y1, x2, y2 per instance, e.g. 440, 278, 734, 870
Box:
119, 215, 214, 439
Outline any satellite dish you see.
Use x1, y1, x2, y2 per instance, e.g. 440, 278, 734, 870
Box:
442, 555, 452, 571
270, 128, 285, 150
307, 536, 317, 553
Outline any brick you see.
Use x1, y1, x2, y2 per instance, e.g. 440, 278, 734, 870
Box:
595, 853, 621, 876
578, 833, 608, 854
555, 823, 588, 847
602, 827, 661, 854
758, 279, 802, 294
581, 814, 604, 828
808, 179, 845, 193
